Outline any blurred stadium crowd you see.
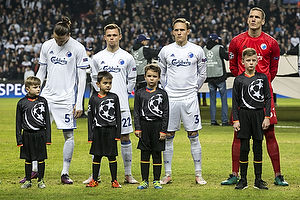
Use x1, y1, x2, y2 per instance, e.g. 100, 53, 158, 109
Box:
1, 0, 300, 81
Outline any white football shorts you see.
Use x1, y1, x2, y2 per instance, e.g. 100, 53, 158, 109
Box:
48, 102, 76, 129
167, 95, 202, 132
120, 110, 133, 134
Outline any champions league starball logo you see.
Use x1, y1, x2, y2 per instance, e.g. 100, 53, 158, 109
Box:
31, 102, 46, 124
248, 79, 265, 102
148, 94, 163, 117
206, 51, 213, 59
99, 99, 116, 122
229, 52, 234, 60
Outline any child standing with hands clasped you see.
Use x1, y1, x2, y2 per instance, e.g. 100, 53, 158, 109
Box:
232, 48, 271, 190
134, 64, 169, 189
16, 76, 51, 189
86, 71, 122, 188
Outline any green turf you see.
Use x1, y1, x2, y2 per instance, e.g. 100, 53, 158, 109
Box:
0, 98, 299, 199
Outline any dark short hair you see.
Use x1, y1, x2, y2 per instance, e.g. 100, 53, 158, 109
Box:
172, 18, 190, 30
97, 71, 113, 83
242, 48, 257, 60
104, 23, 121, 35
54, 16, 71, 36
25, 76, 41, 88
144, 63, 161, 77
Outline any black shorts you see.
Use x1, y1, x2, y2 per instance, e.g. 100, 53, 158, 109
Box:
137, 119, 165, 152
89, 126, 118, 157
237, 108, 264, 140
20, 129, 48, 161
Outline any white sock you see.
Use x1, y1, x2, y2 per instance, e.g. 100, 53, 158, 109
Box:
121, 140, 132, 175
32, 161, 38, 172
61, 130, 74, 176
189, 134, 202, 174
163, 136, 174, 176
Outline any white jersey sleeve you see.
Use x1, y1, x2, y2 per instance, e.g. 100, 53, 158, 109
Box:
197, 48, 207, 90
158, 48, 168, 88
126, 56, 136, 95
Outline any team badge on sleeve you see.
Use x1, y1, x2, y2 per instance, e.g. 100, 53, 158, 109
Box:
229, 52, 234, 60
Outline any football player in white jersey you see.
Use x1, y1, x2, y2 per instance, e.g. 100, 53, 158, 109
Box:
36, 16, 89, 184
158, 18, 207, 185
88, 24, 138, 184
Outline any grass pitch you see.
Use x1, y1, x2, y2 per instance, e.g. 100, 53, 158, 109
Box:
0, 98, 299, 199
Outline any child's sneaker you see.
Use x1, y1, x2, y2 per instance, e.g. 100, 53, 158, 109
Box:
111, 180, 122, 188
254, 179, 268, 190
153, 180, 162, 189
61, 174, 73, 184
274, 175, 289, 186
137, 180, 149, 189
20, 180, 32, 189
37, 179, 46, 189
235, 178, 248, 190
86, 179, 98, 187
124, 174, 138, 184
160, 175, 172, 184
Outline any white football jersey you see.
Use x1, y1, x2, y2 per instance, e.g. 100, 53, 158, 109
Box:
91, 48, 136, 112
158, 41, 207, 99
38, 37, 89, 104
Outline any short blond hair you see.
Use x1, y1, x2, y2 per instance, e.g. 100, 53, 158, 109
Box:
172, 18, 190, 30
104, 23, 121, 35
242, 48, 257, 60
249, 7, 265, 20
